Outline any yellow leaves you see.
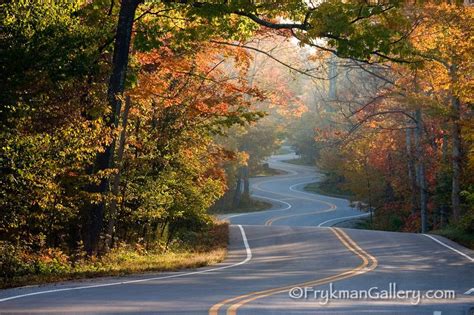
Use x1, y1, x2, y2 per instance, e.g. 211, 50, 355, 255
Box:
462, 116, 474, 170
391, 4, 472, 116
235, 151, 249, 166
368, 121, 378, 129
410, 3, 473, 64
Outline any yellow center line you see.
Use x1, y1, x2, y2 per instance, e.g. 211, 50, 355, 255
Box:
252, 174, 333, 206
208, 228, 377, 315
256, 186, 336, 206
253, 178, 338, 226
265, 206, 336, 226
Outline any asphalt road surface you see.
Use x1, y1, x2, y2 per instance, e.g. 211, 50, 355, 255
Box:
1, 153, 473, 314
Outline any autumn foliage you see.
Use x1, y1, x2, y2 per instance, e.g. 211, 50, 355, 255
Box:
314, 3, 473, 241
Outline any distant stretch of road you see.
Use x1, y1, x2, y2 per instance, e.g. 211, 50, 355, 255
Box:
1, 152, 473, 314
220, 152, 369, 227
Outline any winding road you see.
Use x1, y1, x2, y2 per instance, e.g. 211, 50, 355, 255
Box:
1, 152, 473, 314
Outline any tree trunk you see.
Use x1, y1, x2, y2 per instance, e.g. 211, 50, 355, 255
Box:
450, 66, 462, 222
134, 118, 141, 159
442, 132, 449, 162
438, 132, 450, 228
414, 109, 428, 233
328, 55, 337, 101
232, 169, 243, 208
242, 166, 250, 199
85, 0, 140, 255
406, 128, 418, 215
363, 156, 373, 228
105, 96, 131, 250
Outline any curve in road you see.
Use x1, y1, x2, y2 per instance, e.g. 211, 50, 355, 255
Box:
0, 152, 473, 314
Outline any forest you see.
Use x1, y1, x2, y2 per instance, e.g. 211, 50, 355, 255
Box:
0, 0, 472, 288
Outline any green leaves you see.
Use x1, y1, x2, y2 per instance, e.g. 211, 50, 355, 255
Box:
298, 0, 410, 61
1, 0, 113, 126
0, 0, 432, 261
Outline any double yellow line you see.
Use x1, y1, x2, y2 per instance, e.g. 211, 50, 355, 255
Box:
264, 205, 336, 226
253, 178, 338, 226
209, 228, 377, 315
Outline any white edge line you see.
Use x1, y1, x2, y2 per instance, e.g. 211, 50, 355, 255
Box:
237, 225, 252, 262
226, 178, 330, 221
0, 225, 252, 303
317, 213, 370, 227
288, 181, 339, 211
464, 288, 474, 295
423, 234, 474, 263
224, 162, 315, 220
225, 159, 335, 220
289, 181, 348, 202
223, 195, 292, 219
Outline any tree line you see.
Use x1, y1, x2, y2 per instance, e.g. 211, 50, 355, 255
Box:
289, 4, 473, 241
2, 0, 466, 273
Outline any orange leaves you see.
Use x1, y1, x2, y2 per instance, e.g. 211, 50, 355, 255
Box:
238, 151, 249, 166
195, 101, 230, 115
129, 40, 264, 122
407, 4, 473, 103
368, 121, 378, 129
123, 37, 266, 201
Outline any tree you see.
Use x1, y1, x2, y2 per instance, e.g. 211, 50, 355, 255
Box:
1, 1, 112, 250
309, 2, 473, 233
409, 4, 473, 223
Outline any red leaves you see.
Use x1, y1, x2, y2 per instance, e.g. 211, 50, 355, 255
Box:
130, 43, 263, 122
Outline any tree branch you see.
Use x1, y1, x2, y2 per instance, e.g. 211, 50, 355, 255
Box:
210, 40, 328, 80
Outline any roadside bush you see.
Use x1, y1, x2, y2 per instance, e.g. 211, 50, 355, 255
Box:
0, 222, 228, 288
0, 242, 33, 283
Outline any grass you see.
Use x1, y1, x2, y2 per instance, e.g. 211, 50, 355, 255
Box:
1, 222, 228, 289
254, 167, 285, 177
282, 158, 314, 166
274, 147, 293, 155
333, 217, 373, 229
210, 197, 272, 214
234, 198, 273, 213
336, 217, 474, 250
431, 226, 474, 250
304, 181, 353, 199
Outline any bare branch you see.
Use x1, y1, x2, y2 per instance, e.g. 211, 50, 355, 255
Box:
210, 40, 328, 80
